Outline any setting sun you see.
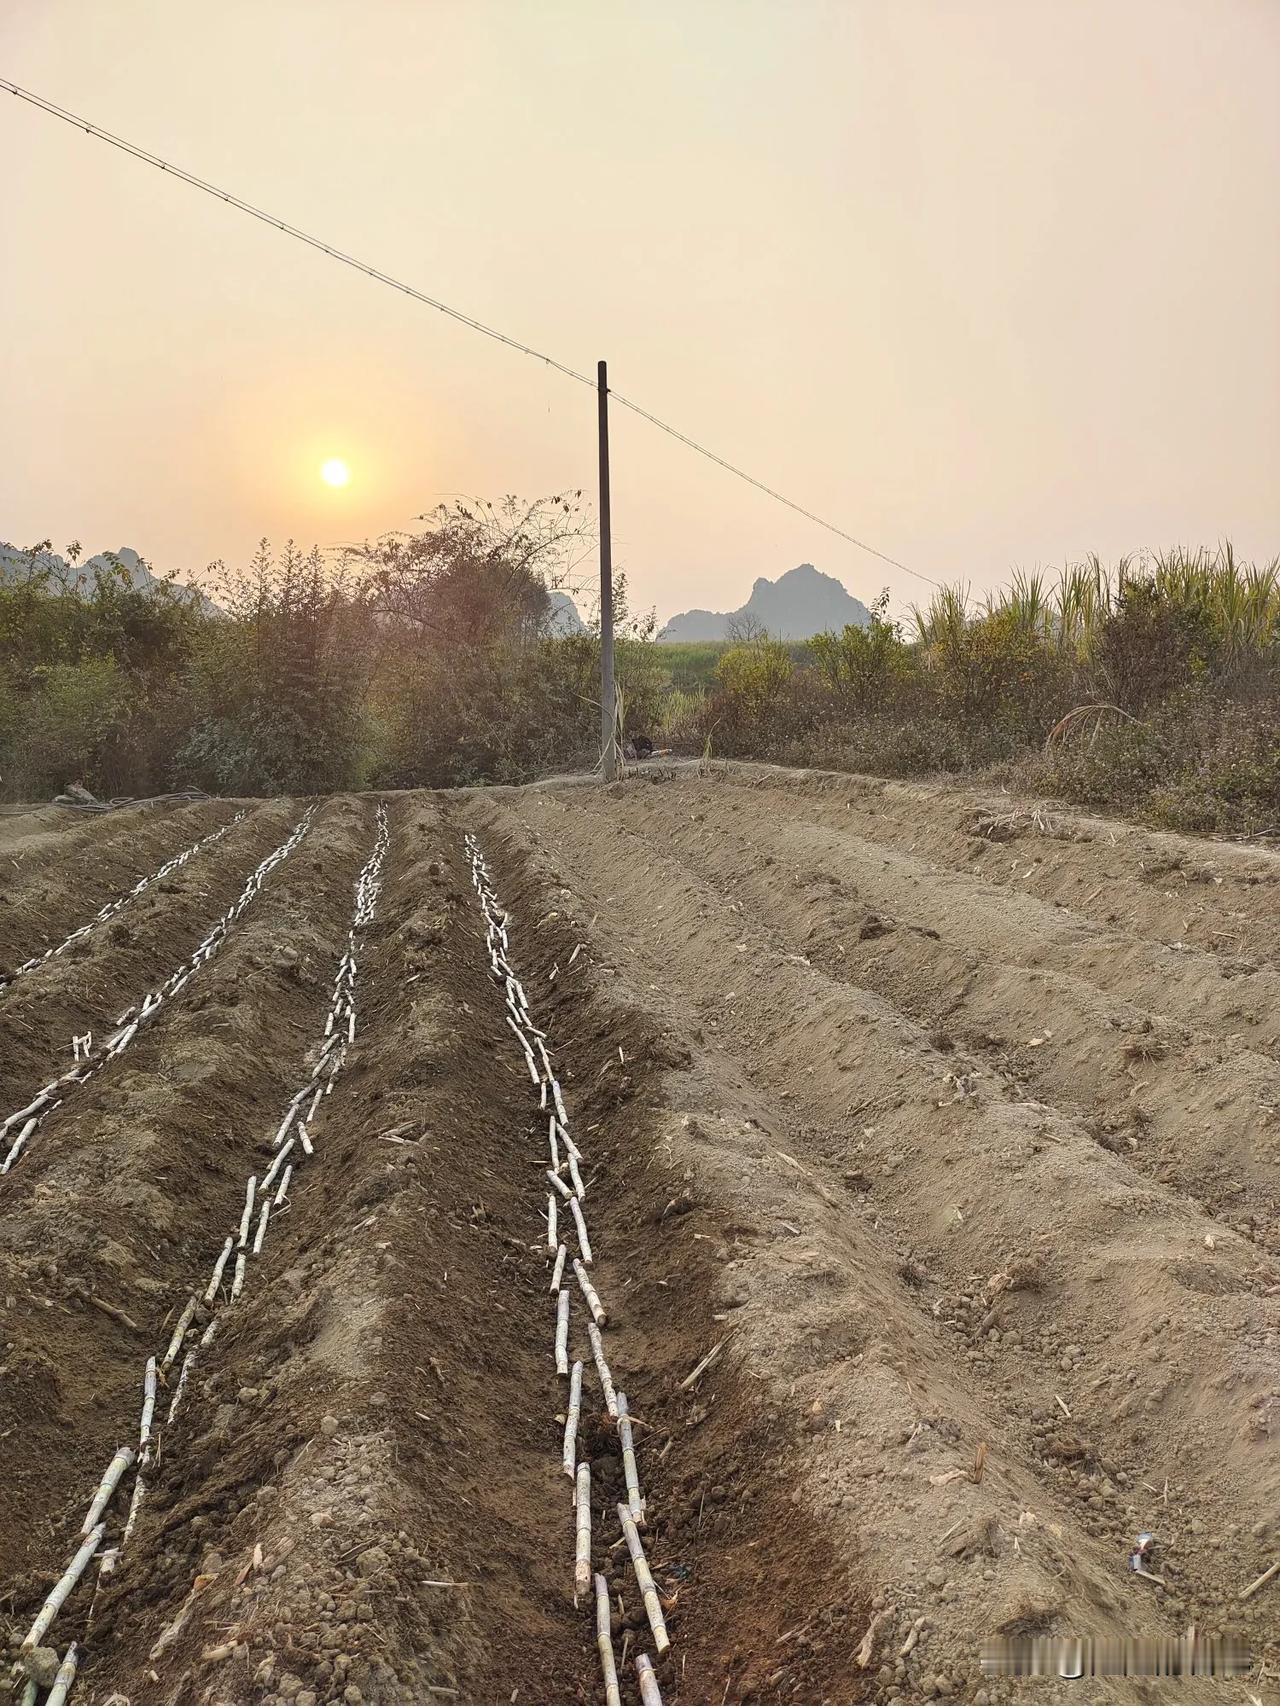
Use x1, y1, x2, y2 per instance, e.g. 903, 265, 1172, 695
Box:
320, 457, 350, 488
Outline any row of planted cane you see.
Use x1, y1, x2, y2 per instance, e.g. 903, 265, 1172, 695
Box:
0, 809, 248, 997
465, 833, 665, 1706
1, 809, 314, 1178
11, 805, 391, 1704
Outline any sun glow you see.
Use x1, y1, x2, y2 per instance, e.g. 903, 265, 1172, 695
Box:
320, 457, 351, 488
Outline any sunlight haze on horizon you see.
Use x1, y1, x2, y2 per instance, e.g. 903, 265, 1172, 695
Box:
2, 0, 1277, 622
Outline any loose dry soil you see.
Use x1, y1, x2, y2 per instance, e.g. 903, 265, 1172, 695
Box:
1, 765, 1277, 1705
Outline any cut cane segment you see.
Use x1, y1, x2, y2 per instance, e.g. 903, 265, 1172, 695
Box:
618, 1505, 670, 1654
636, 1653, 665, 1704
595, 1572, 622, 1706
617, 1393, 645, 1523
554, 1288, 571, 1377
23, 1525, 105, 1649
562, 1360, 584, 1477
574, 1462, 592, 1602
588, 1322, 619, 1418
574, 1258, 607, 1327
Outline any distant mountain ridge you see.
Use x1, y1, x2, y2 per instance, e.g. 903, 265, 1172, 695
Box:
0, 542, 218, 613
546, 589, 586, 635
660, 563, 870, 641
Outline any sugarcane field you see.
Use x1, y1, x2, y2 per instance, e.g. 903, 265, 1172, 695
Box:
5, 7, 1279, 1700
0, 765, 1276, 1704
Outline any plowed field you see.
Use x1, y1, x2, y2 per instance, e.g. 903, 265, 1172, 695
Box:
2, 766, 1277, 1705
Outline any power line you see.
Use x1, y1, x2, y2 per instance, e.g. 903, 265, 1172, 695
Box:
2, 76, 939, 591
1, 80, 596, 392
607, 392, 929, 584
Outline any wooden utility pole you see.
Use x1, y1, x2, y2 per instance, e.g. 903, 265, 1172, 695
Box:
597, 358, 617, 782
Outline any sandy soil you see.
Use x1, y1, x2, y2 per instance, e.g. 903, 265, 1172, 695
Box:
0, 766, 1276, 1705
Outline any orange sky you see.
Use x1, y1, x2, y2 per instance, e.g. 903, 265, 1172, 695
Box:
2, 0, 1277, 622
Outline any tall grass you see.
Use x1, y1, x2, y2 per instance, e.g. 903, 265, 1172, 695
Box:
650, 640, 730, 689
656, 685, 706, 738
908, 582, 970, 648
679, 544, 1279, 834
910, 545, 1279, 667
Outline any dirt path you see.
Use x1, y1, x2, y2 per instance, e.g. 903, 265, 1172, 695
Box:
1, 768, 1275, 1705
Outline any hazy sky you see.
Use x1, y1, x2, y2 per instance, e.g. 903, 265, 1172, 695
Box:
3, 1, 1277, 622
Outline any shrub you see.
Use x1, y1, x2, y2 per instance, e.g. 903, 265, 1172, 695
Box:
1093, 579, 1216, 709
715, 636, 794, 706
706, 637, 797, 753
3, 525, 1274, 833
808, 592, 914, 712
15, 655, 134, 794
926, 605, 1071, 739
687, 547, 1277, 834
1024, 687, 1280, 834
176, 543, 370, 795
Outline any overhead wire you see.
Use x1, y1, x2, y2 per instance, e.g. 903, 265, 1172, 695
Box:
0, 79, 596, 392
607, 390, 930, 583
2, 76, 939, 590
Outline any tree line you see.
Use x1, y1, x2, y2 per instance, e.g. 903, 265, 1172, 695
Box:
2, 509, 1276, 835
0, 495, 658, 800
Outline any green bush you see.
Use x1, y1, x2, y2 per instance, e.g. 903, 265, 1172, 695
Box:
708, 637, 796, 752
1093, 579, 1216, 709
174, 543, 370, 795
715, 636, 793, 703
808, 593, 914, 712
684, 552, 1278, 834
926, 606, 1071, 739
15, 655, 134, 794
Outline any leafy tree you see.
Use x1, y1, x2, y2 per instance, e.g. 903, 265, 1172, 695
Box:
351, 495, 601, 786
353, 494, 593, 652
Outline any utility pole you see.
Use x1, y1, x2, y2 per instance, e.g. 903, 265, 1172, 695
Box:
597, 358, 617, 782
